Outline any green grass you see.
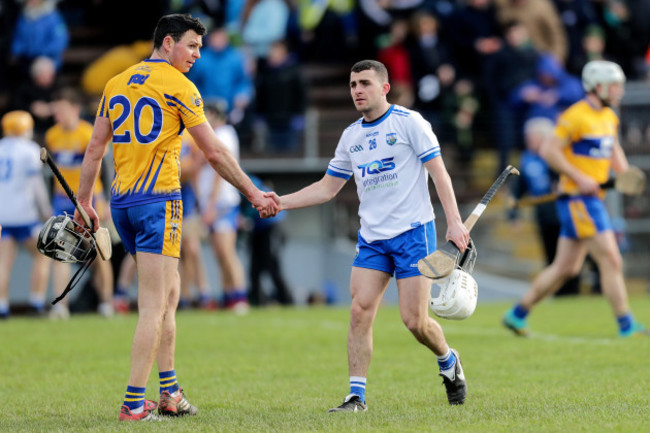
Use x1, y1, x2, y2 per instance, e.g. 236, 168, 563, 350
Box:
1, 296, 649, 432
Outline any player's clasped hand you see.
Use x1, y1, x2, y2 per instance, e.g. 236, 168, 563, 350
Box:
254, 191, 280, 218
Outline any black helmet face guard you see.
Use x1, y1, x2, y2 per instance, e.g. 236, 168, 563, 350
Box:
37, 214, 97, 264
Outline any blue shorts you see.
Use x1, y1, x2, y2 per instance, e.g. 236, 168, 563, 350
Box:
111, 200, 183, 257
353, 221, 436, 279
208, 205, 240, 233
0, 223, 41, 242
556, 196, 612, 239
52, 194, 76, 216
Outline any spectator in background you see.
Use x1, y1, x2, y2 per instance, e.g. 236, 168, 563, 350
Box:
0, 0, 20, 113
0, 111, 51, 318
567, 24, 608, 76
508, 117, 580, 296
494, 0, 567, 65
11, 56, 58, 141
10, 0, 69, 73
552, 0, 599, 75
241, 0, 290, 67
483, 20, 539, 172
509, 53, 583, 124
254, 39, 307, 153
377, 19, 414, 108
406, 11, 455, 144
241, 175, 294, 307
446, 0, 502, 85
187, 27, 254, 125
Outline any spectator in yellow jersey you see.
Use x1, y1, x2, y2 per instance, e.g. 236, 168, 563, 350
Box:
45, 88, 114, 320
72, 14, 279, 421
503, 60, 648, 338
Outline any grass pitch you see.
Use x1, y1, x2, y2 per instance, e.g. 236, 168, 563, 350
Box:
1, 296, 648, 432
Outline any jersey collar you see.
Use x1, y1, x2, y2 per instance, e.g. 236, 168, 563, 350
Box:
362, 105, 394, 128
144, 58, 171, 65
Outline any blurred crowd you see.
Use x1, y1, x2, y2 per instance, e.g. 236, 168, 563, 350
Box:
1, 0, 649, 316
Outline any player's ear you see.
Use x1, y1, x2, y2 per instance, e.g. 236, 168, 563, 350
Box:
383, 82, 391, 96
163, 35, 175, 52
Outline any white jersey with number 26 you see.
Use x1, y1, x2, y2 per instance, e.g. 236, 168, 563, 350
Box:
326, 105, 441, 242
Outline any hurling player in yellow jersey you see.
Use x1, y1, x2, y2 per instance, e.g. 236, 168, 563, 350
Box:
503, 60, 647, 338
45, 88, 114, 320
74, 14, 279, 421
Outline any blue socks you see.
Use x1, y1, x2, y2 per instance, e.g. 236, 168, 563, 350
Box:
437, 349, 456, 371
617, 313, 634, 334
123, 385, 146, 412
349, 376, 366, 403
159, 370, 180, 395
512, 304, 529, 320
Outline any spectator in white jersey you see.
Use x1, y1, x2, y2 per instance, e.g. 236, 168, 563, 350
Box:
0, 110, 51, 318
268, 60, 470, 411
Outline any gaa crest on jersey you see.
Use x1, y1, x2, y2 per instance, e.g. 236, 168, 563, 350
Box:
192, 93, 203, 107
386, 132, 397, 146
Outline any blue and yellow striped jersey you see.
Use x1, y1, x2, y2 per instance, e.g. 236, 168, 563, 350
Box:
97, 59, 207, 208
554, 99, 619, 196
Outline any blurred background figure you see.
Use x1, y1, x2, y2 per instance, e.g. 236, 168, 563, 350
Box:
254, 39, 307, 154
0, 110, 51, 318
179, 135, 216, 310
197, 103, 249, 313
241, 0, 290, 68
241, 175, 293, 307
495, 0, 567, 65
187, 26, 254, 127
483, 19, 539, 173
377, 18, 414, 108
11, 56, 59, 142
509, 53, 583, 125
10, 0, 69, 74
44, 88, 114, 319
508, 117, 581, 296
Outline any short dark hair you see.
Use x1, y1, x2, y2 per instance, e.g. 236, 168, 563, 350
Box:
351, 60, 389, 83
52, 87, 83, 106
153, 14, 206, 49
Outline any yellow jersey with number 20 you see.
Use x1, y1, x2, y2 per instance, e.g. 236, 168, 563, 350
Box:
97, 59, 206, 208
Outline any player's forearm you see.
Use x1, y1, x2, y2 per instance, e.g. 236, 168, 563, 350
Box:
206, 148, 258, 201
433, 172, 463, 226
77, 143, 105, 203
280, 179, 337, 210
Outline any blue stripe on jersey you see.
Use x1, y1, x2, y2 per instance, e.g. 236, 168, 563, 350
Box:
362, 105, 394, 128
144, 59, 170, 64
52, 151, 84, 167
392, 108, 410, 116
145, 151, 166, 194
327, 167, 352, 180
573, 137, 609, 158
420, 149, 441, 163
164, 94, 197, 116
99, 96, 106, 117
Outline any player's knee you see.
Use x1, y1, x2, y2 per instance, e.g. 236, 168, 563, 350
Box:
402, 314, 427, 337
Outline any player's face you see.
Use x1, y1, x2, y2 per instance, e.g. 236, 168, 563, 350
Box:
169, 30, 202, 73
350, 69, 388, 115
51, 100, 79, 129
605, 82, 625, 107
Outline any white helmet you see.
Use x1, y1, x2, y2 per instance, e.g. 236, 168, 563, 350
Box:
581, 60, 625, 100
430, 269, 478, 320
429, 239, 478, 320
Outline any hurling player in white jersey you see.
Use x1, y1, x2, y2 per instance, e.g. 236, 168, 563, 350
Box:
0, 111, 52, 318
271, 60, 470, 410
196, 103, 248, 312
